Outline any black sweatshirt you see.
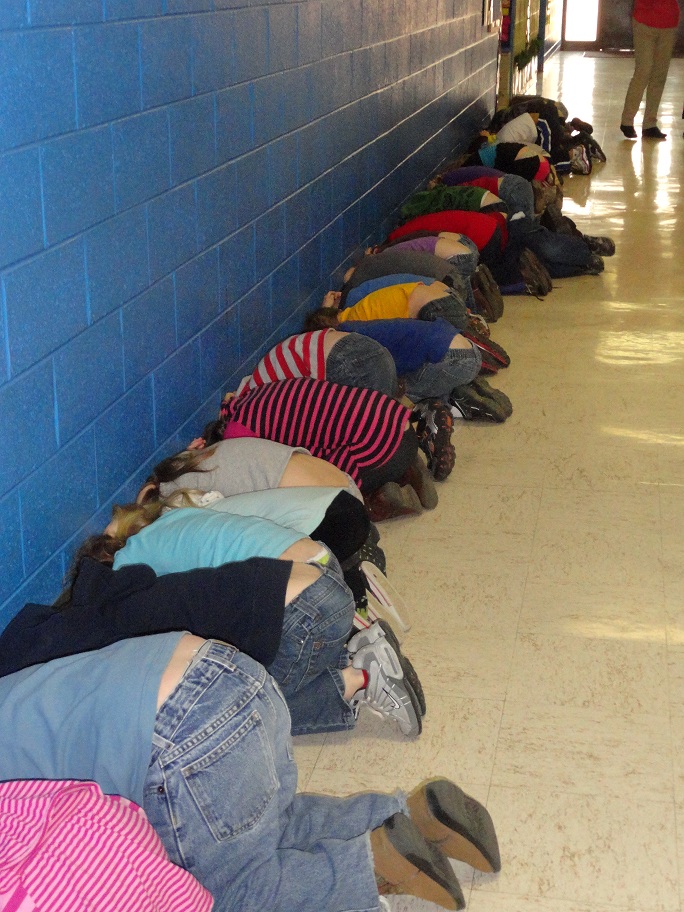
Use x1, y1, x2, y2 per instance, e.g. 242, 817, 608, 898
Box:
0, 556, 292, 677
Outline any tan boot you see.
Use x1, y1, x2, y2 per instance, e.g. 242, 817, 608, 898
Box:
407, 778, 501, 873
364, 482, 422, 523
370, 813, 464, 910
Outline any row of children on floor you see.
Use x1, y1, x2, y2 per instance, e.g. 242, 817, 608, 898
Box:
0, 95, 611, 912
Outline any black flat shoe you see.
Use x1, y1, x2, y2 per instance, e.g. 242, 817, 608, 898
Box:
642, 127, 667, 140
620, 124, 637, 139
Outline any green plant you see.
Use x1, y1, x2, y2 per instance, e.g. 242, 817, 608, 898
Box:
514, 35, 542, 70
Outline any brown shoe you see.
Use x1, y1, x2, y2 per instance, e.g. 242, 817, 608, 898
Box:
364, 482, 422, 523
407, 778, 501, 873
371, 813, 464, 910
399, 455, 438, 510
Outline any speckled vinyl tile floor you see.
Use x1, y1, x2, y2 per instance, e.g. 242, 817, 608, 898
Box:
294, 53, 684, 912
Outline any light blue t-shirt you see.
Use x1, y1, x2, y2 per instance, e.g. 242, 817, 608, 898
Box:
112, 507, 304, 575
207, 487, 343, 534
0, 632, 183, 806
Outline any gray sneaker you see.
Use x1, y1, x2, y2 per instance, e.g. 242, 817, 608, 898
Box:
349, 624, 422, 737
349, 620, 426, 717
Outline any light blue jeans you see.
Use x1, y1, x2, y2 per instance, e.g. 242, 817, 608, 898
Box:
143, 641, 404, 912
404, 342, 482, 402
268, 552, 357, 736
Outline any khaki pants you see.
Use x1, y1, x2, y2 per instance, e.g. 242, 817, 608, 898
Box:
621, 18, 677, 130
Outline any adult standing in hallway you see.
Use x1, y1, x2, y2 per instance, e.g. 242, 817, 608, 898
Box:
620, 0, 681, 139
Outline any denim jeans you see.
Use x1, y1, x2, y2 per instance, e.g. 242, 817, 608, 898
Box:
326, 332, 398, 398
498, 174, 536, 221
143, 641, 404, 912
417, 292, 470, 331
511, 223, 592, 277
404, 343, 482, 402
445, 234, 479, 278
268, 553, 357, 736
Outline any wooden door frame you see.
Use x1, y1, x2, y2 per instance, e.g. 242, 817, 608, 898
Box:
560, 0, 602, 51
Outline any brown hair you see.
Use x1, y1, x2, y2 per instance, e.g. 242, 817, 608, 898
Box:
137, 447, 217, 504
303, 308, 341, 331
56, 500, 165, 607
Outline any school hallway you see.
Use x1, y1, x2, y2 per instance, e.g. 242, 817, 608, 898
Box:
293, 52, 684, 911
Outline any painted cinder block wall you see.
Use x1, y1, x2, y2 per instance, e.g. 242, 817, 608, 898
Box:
0, 0, 498, 628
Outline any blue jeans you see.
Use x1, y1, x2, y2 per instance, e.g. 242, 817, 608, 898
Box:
268, 553, 356, 736
404, 343, 482, 402
326, 332, 398, 398
498, 174, 536, 221
445, 234, 479, 279
143, 641, 404, 912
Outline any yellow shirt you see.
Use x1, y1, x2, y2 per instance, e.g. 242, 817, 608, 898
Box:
336, 283, 421, 322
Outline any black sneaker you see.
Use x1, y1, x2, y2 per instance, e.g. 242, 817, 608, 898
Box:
582, 234, 615, 256
583, 252, 605, 275
471, 376, 513, 417
449, 384, 508, 423
642, 126, 667, 140
412, 400, 456, 481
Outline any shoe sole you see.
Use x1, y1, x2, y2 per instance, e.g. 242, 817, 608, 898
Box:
461, 329, 511, 367
374, 814, 465, 910
470, 377, 513, 417
414, 401, 456, 481
451, 386, 507, 422
361, 562, 413, 633
376, 618, 426, 717
472, 264, 504, 320
519, 248, 553, 296
408, 779, 501, 873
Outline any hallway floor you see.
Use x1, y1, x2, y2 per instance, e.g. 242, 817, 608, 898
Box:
293, 52, 684, 911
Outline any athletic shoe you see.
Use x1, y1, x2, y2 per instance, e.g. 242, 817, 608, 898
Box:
583, 252, 605, 275
518, 247, 553, 296
364, 482, 422, 523
449, 384, 508, 423
413, 400, 456, 481
569, 144, 592, 174
570, 116, 593, 134
582, 234, 615, 256
477, 350, 500, 374
471, 264, 504, 321
467, 312, 490, 337
400, 454, 438, 509
370, 813, 465, 910
620, 124, 637, 139
348, 619, 426, 717
471, 286, 497, 324
643, 126, 667, 140
349, 628, 422, 737
407, 779, 501, 873
461, 327, 511, 367
471, 376, 513, 417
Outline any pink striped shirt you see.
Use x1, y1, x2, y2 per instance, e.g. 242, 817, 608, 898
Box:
0, 780, 213, 912
221, 378, 411, 489
236, 330, 330, 395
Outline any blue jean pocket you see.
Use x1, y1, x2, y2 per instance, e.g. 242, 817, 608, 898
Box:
182, 710, 278, 841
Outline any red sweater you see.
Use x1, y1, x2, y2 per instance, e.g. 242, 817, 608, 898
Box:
387, 210, 508, 252
633, 0, 680, 27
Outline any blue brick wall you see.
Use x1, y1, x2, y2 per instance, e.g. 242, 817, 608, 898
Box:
0, 0, 497, 629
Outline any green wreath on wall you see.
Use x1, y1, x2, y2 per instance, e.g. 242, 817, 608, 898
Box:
514, 36, 542, 70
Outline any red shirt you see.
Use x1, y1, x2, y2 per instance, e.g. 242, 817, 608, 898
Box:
387, 210, 508, 252
633, 0, 680, 28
